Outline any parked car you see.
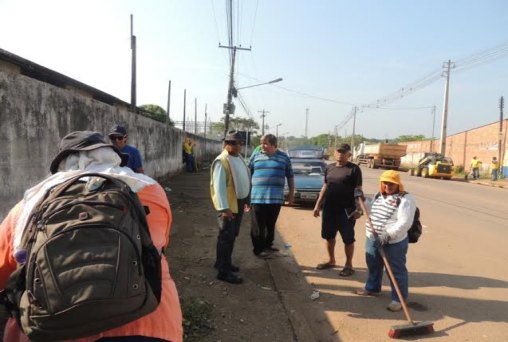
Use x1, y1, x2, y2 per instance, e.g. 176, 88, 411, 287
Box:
287, 145, 326, 159
284, 158, 326, 204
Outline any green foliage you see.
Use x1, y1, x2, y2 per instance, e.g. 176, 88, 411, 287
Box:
139, 104, 174, 126
181, 297, 214, 341
395, 134, 426, 142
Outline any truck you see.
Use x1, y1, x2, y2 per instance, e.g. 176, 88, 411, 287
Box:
409, 152, 454, 180
353, 142, 407, 170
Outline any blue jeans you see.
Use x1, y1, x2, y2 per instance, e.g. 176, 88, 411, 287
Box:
491, 169, 498, 181
364, 237, 409, 302
183, 152, 196, 172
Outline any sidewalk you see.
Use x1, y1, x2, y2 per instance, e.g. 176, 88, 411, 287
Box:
164, 169, 323, 342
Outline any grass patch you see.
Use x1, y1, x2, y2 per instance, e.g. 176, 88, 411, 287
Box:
181, 296, 215, 341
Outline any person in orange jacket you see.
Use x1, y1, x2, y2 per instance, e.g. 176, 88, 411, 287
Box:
0, 131, 182, 342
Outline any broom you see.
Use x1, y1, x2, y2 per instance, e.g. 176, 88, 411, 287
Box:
357, 197, 434, 338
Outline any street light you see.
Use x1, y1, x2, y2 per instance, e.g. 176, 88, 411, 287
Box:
276, 123, 282, 138
224, 77, 283, 137
232, 77, 283, 96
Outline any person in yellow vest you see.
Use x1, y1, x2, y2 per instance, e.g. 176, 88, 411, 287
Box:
183, 137, 197, 172
470, 156, 481, 180
210, 131, 251, 284
490, 157, 500, 181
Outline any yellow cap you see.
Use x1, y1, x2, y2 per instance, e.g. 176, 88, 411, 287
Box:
379, 170, 405, 193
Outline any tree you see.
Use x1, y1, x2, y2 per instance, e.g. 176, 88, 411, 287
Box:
139, 104, 174, 126
395, 134, 426, 142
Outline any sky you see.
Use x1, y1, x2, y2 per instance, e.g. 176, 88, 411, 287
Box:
1, 0, 507, 140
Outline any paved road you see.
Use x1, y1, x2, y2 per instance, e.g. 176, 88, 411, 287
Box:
274, 167, 508, 341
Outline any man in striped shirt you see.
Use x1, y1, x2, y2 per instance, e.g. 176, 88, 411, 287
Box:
249, 134, 295, 257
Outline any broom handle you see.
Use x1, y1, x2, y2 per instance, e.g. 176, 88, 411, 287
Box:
358, 198, 415, 324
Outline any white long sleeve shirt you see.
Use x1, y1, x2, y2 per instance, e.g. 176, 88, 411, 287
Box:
366, 192, 417, 244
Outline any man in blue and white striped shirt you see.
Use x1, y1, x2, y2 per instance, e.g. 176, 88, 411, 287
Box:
249, 134, 294, 257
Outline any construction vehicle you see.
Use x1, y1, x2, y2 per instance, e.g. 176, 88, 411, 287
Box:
353, 142, 407, 170
410, 152, 454, 180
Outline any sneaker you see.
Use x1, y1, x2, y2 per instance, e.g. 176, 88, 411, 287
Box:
217, 273, 243, 284
387, 301, 402, 312
354, 289, 380, 297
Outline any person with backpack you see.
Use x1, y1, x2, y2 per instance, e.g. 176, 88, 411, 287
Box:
0, 131, 182, 342
354, 170, 416, 313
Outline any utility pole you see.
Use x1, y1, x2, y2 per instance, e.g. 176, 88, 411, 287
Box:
204, 104, 208, 139
430, 105, 436, 152
258, 109, 269, 136
166, 80, 171, 125
182, 89, 186, 132
194, 98, 197, 134
351, 106, 357, 151
500, 96, 504, 173
439, 60, 455, 156
305, 108, 309, 139
130, 14, 137, 110
219, 45, 251, 138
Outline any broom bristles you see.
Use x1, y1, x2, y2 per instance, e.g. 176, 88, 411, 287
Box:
388, 321, 434, 339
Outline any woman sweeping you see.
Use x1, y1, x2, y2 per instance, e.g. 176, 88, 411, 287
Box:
355, 170, 416, 312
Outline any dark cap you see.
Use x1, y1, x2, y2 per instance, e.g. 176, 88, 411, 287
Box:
50, 131, 129, 174
336, 143, 351, 152
108, 124, 128, 137
224, 130, 244, 142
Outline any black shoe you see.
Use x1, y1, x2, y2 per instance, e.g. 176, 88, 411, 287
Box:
256, 251, 271, 258
214, 263, 240, 272
266, 246, 279, 252
217, 273, 243, 284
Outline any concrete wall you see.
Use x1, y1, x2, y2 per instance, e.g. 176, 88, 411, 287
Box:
401, 120, 508, 175
0, 69, 222, 219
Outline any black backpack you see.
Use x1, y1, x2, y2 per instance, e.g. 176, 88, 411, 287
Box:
374, 191, 422, 243
1, 173, 162, 342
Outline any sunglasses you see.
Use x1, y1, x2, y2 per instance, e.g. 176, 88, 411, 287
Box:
110, 136, 125, 141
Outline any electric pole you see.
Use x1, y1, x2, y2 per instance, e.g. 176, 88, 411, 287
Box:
219, 44, 251, 138
351, 106, 357, 151
500, 96, 504, 172
194, 98, 197, 134
204, 104, 208, 139
259, 109, 269, 136
130, 14, 136, 110
439, 60, 455, 156
430, 105, 436, 152
166, 80, 171, 125
182, 89, 186, 132
305, 108, 309, 139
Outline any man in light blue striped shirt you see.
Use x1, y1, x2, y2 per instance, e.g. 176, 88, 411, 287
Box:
249, 134, 294, 257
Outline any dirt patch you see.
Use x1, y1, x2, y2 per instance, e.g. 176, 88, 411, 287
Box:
164, 170, 298, 342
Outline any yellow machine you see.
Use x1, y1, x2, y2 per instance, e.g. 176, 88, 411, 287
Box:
410, 152, 454, 180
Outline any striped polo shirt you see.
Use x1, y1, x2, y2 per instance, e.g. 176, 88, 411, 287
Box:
249, 150, 294, 204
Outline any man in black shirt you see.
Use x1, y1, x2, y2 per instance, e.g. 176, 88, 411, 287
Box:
313, 143, 363, 276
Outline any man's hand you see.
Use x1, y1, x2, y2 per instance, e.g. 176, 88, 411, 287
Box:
243, 203, 251, 213
373, 231, 390, 248
287, 192, 295, 206
313, 208, 320, 218
221, 208, 234, 220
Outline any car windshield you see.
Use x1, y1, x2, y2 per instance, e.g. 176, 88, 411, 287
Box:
292, 162, 324, 175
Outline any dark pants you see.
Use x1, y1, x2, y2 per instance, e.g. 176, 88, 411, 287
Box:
215, 199, 246, 274
183, 152, 196, 172
250, 204, 282, 255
